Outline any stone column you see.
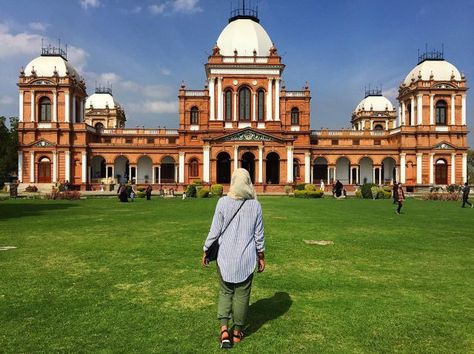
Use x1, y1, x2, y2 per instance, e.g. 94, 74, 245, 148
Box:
81, 151, 87, 183
355, 166, 360, 184
52, 151, 57, 183
203, 144, 210, 183
179, 152, 185, 183
462, 94, 466, 125
385, 119, 389, 131
158, 165, 162, 184
429, 94, 435, 125
287, 146, 294, 183
416, 153, 423, 184
451, 153, 456, 185
233, 92, 238, 121
462, 153, 468, 183
19, 92, 23, 122
451, 94, 456, 125
175, 165, 179, 183
30, 90, 35, 122
233, 145, 239, 171
429, 153, 434, 184
209, 78, 215, 121
252, 92, 256, 121
30, 151, 35, 182
304, 152, 311, 184
52, 91, 57, 122
400, 153, 406, 183
217, 77, 223, 121
128, 165, 132, 182
65, 151, 71, 182
152, 165, 156, 184
65, 92, 70, 123
274, 79, 280, 121
410, 97, 415, 125
417, 94, 423, 125
18, 151, 23, 182
72, 95, 76, 123
79, 98, 84, 123
266, 78, 273, 121
258, 146, 263, 183
370, 121, 374, 130
401, 101, 406, 125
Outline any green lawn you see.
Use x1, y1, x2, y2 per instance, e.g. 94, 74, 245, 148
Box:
0, 197, 473, 353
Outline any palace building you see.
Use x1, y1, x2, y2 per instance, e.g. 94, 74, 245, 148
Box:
16, 4, 469, 192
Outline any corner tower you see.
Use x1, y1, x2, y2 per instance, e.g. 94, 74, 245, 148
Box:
352, 88, 396, 131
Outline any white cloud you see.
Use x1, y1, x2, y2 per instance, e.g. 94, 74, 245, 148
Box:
80, 0, 101, 10
29, 22, 50, 32
128, 100, 178, 114
172, 0, 202, 14
149, 4, 166, 15
67, 46, 89, 73
383, 86, 399, 104
131, 6, 142, 14
160, 68, 171, 76
0, 95, 14, 105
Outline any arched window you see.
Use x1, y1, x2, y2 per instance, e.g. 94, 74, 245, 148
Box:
189, 159, 199, 177
239, 87, 251, 121
257, 89, 265, 122
39, 97, 51, 122
435, 100, 447, 125
374, 124, 383, 130
224, 90, 232, 122
293, 159, 300, 179
94, 122, 104, 132
190, 107, 199, 125
291, 108, 300, 125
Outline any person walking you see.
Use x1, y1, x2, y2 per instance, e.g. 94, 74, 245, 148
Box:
117, 184, 128, 203
202, 168, 265, 349
394, 182, 405, 214
461, 182, 472, 208
146, 185, 152, 200
392, 182, 398, 204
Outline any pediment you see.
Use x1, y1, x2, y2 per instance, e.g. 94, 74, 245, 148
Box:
433, 141, 456, 150
31, 139, 56, 148
213, 128, 283, 143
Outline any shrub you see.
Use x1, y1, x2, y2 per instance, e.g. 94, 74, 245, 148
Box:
361, 183, 376, 199
383, 191, 392, 199
294, 189, 324, 198
446, 184, 462, 193
197, 187, 210, 198
355, 189, 362, 198
137, 187, 145, 192
25, 185, 38, 193
294, 190, 307, 198
284, 185, 292, 195
211, 184, 224, 197
295, 183, 306, 191
193, 179, 203, 186
137, 191, 146, 198
423, 192, 461, 201
185, 184, 197, 198
45, 191, 81, 200
304, 184, 316, 192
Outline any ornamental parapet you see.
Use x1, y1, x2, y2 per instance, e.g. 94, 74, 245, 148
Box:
100, 128, 179, 136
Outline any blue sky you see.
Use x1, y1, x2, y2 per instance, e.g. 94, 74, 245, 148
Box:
0, 0, 473, 144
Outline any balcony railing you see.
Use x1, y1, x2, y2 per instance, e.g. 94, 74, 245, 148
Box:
184, 90, 206, 97
100, 128, 178, 135
285, 91, 306, 97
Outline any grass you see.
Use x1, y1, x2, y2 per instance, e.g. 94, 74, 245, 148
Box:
0, 197, 473, 353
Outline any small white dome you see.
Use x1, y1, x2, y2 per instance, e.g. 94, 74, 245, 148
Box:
403, 59, 461, 85
355, 95, 394, 112
216, 19, 273, 56
24, 55, 79, 78
85, 93, 117, 109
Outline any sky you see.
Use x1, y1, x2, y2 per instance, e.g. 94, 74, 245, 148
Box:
0, 0, 473, 144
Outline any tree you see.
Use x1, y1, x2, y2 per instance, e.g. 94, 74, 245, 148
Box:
468, 149, 474, 185
0, 116, 19, 188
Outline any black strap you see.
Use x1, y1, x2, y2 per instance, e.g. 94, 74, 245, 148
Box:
218, 199, 246, 240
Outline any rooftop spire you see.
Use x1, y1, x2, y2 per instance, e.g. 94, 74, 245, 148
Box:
229, 0, 259, 23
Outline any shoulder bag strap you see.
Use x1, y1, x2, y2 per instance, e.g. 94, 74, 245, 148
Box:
217, 199, 246, 240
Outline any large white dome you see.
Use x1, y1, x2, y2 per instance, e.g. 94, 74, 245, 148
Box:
355, 95, 394, 112
216, 18, 273, 56
24, 55, 79, 78
403, 59, 461, 85
86, 92, 118, 109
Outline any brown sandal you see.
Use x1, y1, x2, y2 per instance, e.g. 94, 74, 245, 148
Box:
233, 331, 244, 343
220, 329, 232, 349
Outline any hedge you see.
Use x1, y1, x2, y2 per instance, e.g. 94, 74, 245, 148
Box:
294, 189, 324, 198
185, 184, 197, 198
197, 187, 210, 198
211, 184, 223, 197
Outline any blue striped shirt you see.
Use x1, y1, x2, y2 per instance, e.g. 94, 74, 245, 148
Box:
203, 196, 265, 283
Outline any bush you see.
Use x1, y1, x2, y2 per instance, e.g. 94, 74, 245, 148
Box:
295, 183, 306, 191
137, 187, 145, 192
294, 189, 324, 198
45, 191, 81, 200
25, 185, 38, 192
193, 179, 203, 186
197, 187, 210, 198
284, 185, 292, 195
294, 190, 307, 198
361, 183, 376, 199
355, 189, 362, 198
304, 184, 316, 192
211, 184, 224, 197
446, 184, 462, 193
137, 191, 146, 198
185, 184, 197, 198
423, 192, 461, 201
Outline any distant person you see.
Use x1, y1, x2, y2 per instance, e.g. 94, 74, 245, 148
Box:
461, 182, 472, 208
335, 180, 343, 198
202, 168, 265, 349
394, 182, 405, 214
130, 186, 136, 202
117, 184, 128, 203
146, 185, 152, 200
320, 180, 325, 192
331, 180, 336, 197
392, 182, 398, 204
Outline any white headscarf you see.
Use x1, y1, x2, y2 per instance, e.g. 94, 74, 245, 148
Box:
227, 168, 256, 200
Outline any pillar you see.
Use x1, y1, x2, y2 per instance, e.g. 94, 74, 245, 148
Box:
209, 78, 215, 121
385, 119, 389, 131
30, 151, 35, 182
65, 92, 70, 123
451, 153, 456, 185
401, 101, 406, 125
274, 79, 280, 121
416, 94, 423, 125
203, 145, 210, 183
30, 90, 35, 122
370, 121, 374, 130
19, 92, 23, 122
304, 152, 311, 184
217, 77, 223, 121
158, 165, 162, 184
128, 165, 132, 182
179, 152, 185, 183
287, 146, 294, 183
65, 151, 71, 182
17, 151, 23, 182
429, 94, 434, 125
462, 153, 467, 183
451, 94, 456, 125
233, 145, 239, 171
152, 165, 156, 184
72, 95, 76, 123
355, 166, 360, 184
81, 151, 87, 183
410, 97, 415, 126
233, 92, 237, 121
266, 78, 273, 121
79, 98, 84, 123
462, 94, 466, 125
416, 153, 423, 184
52, 91, 57, 122
252, 92, 256, 121
429, 153, 434, 184
258, 146, 263, 183
400, 153, 406, 183
52, 151, 57, 183
175, 165, 179, 183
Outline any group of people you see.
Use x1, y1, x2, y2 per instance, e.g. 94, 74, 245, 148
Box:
332, 180, 346, 198
117, 184, 153, 202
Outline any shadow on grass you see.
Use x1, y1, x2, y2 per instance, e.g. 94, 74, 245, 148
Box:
0, 202, 79, 220
246, 292, 292, 337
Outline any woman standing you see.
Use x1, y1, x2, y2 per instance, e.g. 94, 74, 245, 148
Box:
202, 168, 265, 349
395, 182, 405, 214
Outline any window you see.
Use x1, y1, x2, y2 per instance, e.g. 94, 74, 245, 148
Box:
168, 138, 176, 144
104, 138, 111, 143
436, 100, 447, 125
374, 124, 383, 130
225, 90, 232, 121
190, 107, 199, 125
126, 138, 133, 144
39, 97, 51, 122
407, 104, 412, 125
331, 140, 338, 145
257, 89, 265, 122
374, 140, 381, 145
291, 108, 300, 125
147, 138, 154, 144
191, 135, 198, 141
293, 159, 300, 179
239, 87, 251, 121
189, 159, 199, 177
353, 139, 360, 146
94, 122, 104, 132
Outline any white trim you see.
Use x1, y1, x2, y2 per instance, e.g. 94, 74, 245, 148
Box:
30, 90, 35, 122
257, 123, 265, 129
290, 126, 300, 132
65, 92, 70, 123
81, 151, 87, 183
225, 122, 233, 129
30, 151, 35, 182
52, 151, 57, 183
238, 122, 251, 129
287, 147, 294, 183
203, 145, 210, 183
258, 146, 263, 183
210, 68, 280, 75
233, 146, 239, 171
65, 151, 71, 182
462, 153, 467, 183
429, 153, 434, 184
451, 153, 456, 185
416, 153, 423, 184
429, 94, 434, 125
19, 92, 23, 122
275, 79, 280, 121
252, 92, 256, 121
401, 101, 406, 125
217, 77, 223, 121
417, 94, 423, 125
53, 91, 57, 122
451, 94, 456, 125
400, 153, 406, 183
304, 152, 310, 184
179, 152, 185, 183
410, 97, 415, 126
461, 94, 466, 125
209, 78, 215, 121
233, 92, 237, 121
266, 79, 273, 121
435, 126, 449, 132
190, 125, 199, 131
17, 151, 23, 182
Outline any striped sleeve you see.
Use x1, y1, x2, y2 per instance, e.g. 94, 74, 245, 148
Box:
203, 199, 224, 252
254, 202, 265, 252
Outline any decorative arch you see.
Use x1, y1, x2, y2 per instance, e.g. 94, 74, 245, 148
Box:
241, 151, 256, 183
266, 152, 280, 184
359, 157, 374, 184
114, 155, 130, 183
313, 157, 328, 183
38, 156, 51, 183
374, 124, 384, 130
382, 157, 397, 184
224, 89, 233, 122
216, 152, 231, 184
161, 156, 176, 183
137, 155, 153, 184
188, 158, 199, 178
91, 155, 106, 180
293, 158, 301, 180
257, 88, 265, 122
335, 157, 350, 184
435, 158, 448, 184
238, 86, 251, 121
39, 96, 51, 122
94, 122, 104, 132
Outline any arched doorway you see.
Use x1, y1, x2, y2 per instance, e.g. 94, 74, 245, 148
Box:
313, 157, 328, 183
359, 157, 374, 184
91, 156, 106, 181
382, 157, 396, 184
161, 156, 176, 183
266, 152, 280, 184
137, 156, 152, 184
217, 152, 231, 184
336, 157, 350, 184
38, 157, 51, 183
435, 159, 448, 185
114, 156, 129, 183
241, 152, 256, 183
